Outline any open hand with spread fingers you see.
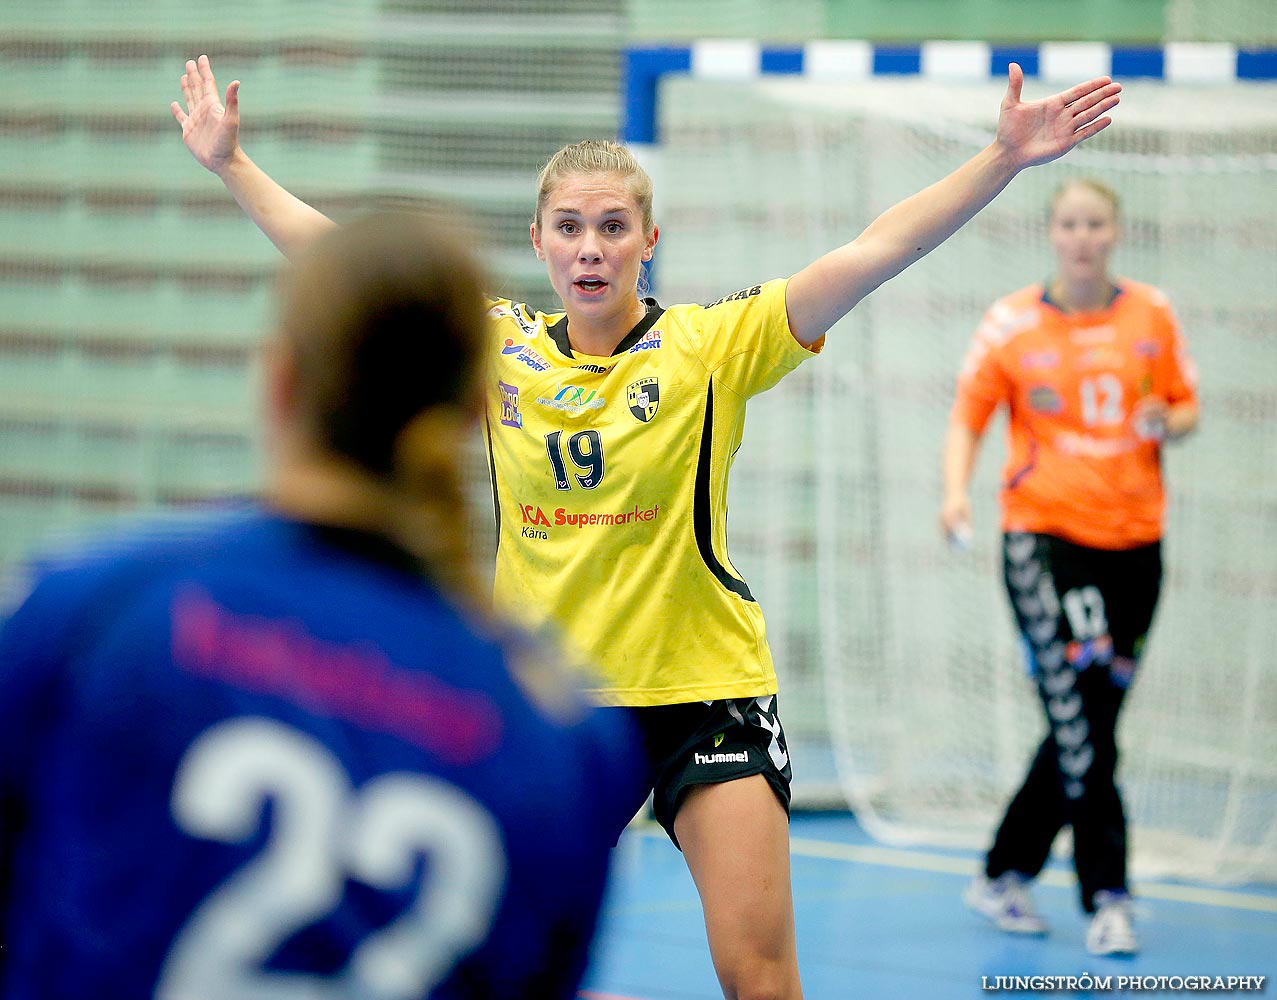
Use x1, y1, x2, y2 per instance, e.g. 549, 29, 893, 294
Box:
170, 53, 241, 176
996, 62, 1122, 169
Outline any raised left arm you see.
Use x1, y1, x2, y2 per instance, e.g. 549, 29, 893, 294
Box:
785, 64, 1122, 347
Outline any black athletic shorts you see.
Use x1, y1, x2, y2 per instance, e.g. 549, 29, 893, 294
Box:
603, 695, 793, 849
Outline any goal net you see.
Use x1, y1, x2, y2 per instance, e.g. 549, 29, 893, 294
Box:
650, 74, 1277, 884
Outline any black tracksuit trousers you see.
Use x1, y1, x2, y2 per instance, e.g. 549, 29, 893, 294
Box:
985, 531, 1162, 914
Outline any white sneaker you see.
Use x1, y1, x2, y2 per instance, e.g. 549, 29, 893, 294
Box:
1087, 891, 1139, 956
964, 872, 1049, 935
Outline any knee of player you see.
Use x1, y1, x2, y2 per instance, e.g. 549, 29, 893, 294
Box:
718, 959, 802, 1000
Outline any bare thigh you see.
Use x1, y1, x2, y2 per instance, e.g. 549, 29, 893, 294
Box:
675, 774, 803, 1000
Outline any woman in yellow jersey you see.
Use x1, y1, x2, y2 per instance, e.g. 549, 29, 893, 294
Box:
174, 56, 1121, 1000
943, 179, 1199, 958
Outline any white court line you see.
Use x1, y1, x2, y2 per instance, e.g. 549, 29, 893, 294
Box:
625, 825, 1277, 914
786, 835, 1277, 914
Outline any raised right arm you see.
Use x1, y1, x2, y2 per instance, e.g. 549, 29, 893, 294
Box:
171, 55, 336, 259
785, 66, 1120, 348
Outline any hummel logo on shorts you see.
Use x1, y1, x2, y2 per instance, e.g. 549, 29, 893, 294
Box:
694, 750, 749, 765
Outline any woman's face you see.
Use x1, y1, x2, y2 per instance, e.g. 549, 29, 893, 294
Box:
531, 171, 657, 334
1049, 184, 1120, 285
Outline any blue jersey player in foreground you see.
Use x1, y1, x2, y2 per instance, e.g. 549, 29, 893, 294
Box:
0, 213, 641, 998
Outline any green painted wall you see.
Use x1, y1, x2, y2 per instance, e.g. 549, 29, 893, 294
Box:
629, 0, 1277, 44
824, 0, 1167, 44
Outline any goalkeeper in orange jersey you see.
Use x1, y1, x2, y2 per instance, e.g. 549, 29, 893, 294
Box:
175, 52, 1121, 998
943, 178, 1199, 957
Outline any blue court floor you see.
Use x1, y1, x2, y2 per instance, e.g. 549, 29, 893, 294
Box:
580, 812, 1277, 1000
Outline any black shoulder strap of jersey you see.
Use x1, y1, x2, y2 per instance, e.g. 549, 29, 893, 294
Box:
545, 298, 665, 358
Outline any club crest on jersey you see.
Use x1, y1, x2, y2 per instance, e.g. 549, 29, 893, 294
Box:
627, 378, 659, 422
1028, 384, 1064, 414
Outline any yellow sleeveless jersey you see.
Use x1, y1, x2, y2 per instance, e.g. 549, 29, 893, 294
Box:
484, 278, 821, 706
